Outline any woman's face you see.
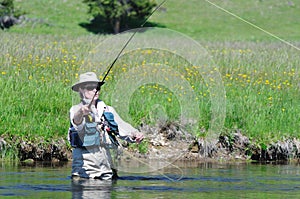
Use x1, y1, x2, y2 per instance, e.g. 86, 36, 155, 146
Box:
81, 83, 99, 100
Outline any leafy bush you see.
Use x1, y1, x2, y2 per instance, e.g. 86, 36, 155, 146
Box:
0, 0, 25, 29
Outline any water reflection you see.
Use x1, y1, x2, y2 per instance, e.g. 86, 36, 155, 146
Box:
71, 178, 113, 199
1, 161, 300, 198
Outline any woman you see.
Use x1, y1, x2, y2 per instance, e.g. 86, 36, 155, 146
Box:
69, 72, 143, 180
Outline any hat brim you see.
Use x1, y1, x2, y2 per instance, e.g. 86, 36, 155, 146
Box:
72, 81, 105, 92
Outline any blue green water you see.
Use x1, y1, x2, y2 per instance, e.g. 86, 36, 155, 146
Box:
0, 161, 300, 198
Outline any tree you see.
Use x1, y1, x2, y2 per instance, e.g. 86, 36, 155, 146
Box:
83, 0, 157, 34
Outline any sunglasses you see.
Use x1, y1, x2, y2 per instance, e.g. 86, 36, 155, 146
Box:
83, 84, 98, 91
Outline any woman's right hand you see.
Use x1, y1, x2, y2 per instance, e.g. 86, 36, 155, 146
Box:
80, 105, 91, 116
73, 105, 91, 125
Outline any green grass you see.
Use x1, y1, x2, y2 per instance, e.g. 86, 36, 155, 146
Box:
156, 0, 300, 41
9, 0, 300, 41
10, 0, 92, 35
0, 0, 300, 157
1, 34, 298, 143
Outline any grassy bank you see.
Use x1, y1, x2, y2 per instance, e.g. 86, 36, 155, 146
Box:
0, 0, 300, 160
1, 33, 299, 145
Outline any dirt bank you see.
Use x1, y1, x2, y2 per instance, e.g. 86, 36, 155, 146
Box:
139, 122, 300, 162
1, 123, 300, 163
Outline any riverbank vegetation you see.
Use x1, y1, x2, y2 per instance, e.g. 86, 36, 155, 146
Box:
0, 0, 299, 161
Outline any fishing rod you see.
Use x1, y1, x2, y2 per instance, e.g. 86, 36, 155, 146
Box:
88, 0, 167, 108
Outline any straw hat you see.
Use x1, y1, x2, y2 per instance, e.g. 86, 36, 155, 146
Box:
72, 72, 104, 92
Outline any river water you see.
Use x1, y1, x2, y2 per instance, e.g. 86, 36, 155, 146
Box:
0, 161, 300, 198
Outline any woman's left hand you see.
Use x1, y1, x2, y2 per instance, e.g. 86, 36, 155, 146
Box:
132, 132, 144, 143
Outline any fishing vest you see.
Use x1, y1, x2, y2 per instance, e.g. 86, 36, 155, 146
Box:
69, 100, 119, 148
69, 121, 101, 148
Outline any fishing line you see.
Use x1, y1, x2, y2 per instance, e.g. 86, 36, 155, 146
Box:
100, 0, 184, 182
101, 0, 167, 84
204, 0, 300, 51
116, 138, 185, 182
88, 0, 167, 108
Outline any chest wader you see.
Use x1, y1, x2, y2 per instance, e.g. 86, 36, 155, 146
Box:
69, 112, 121, 179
